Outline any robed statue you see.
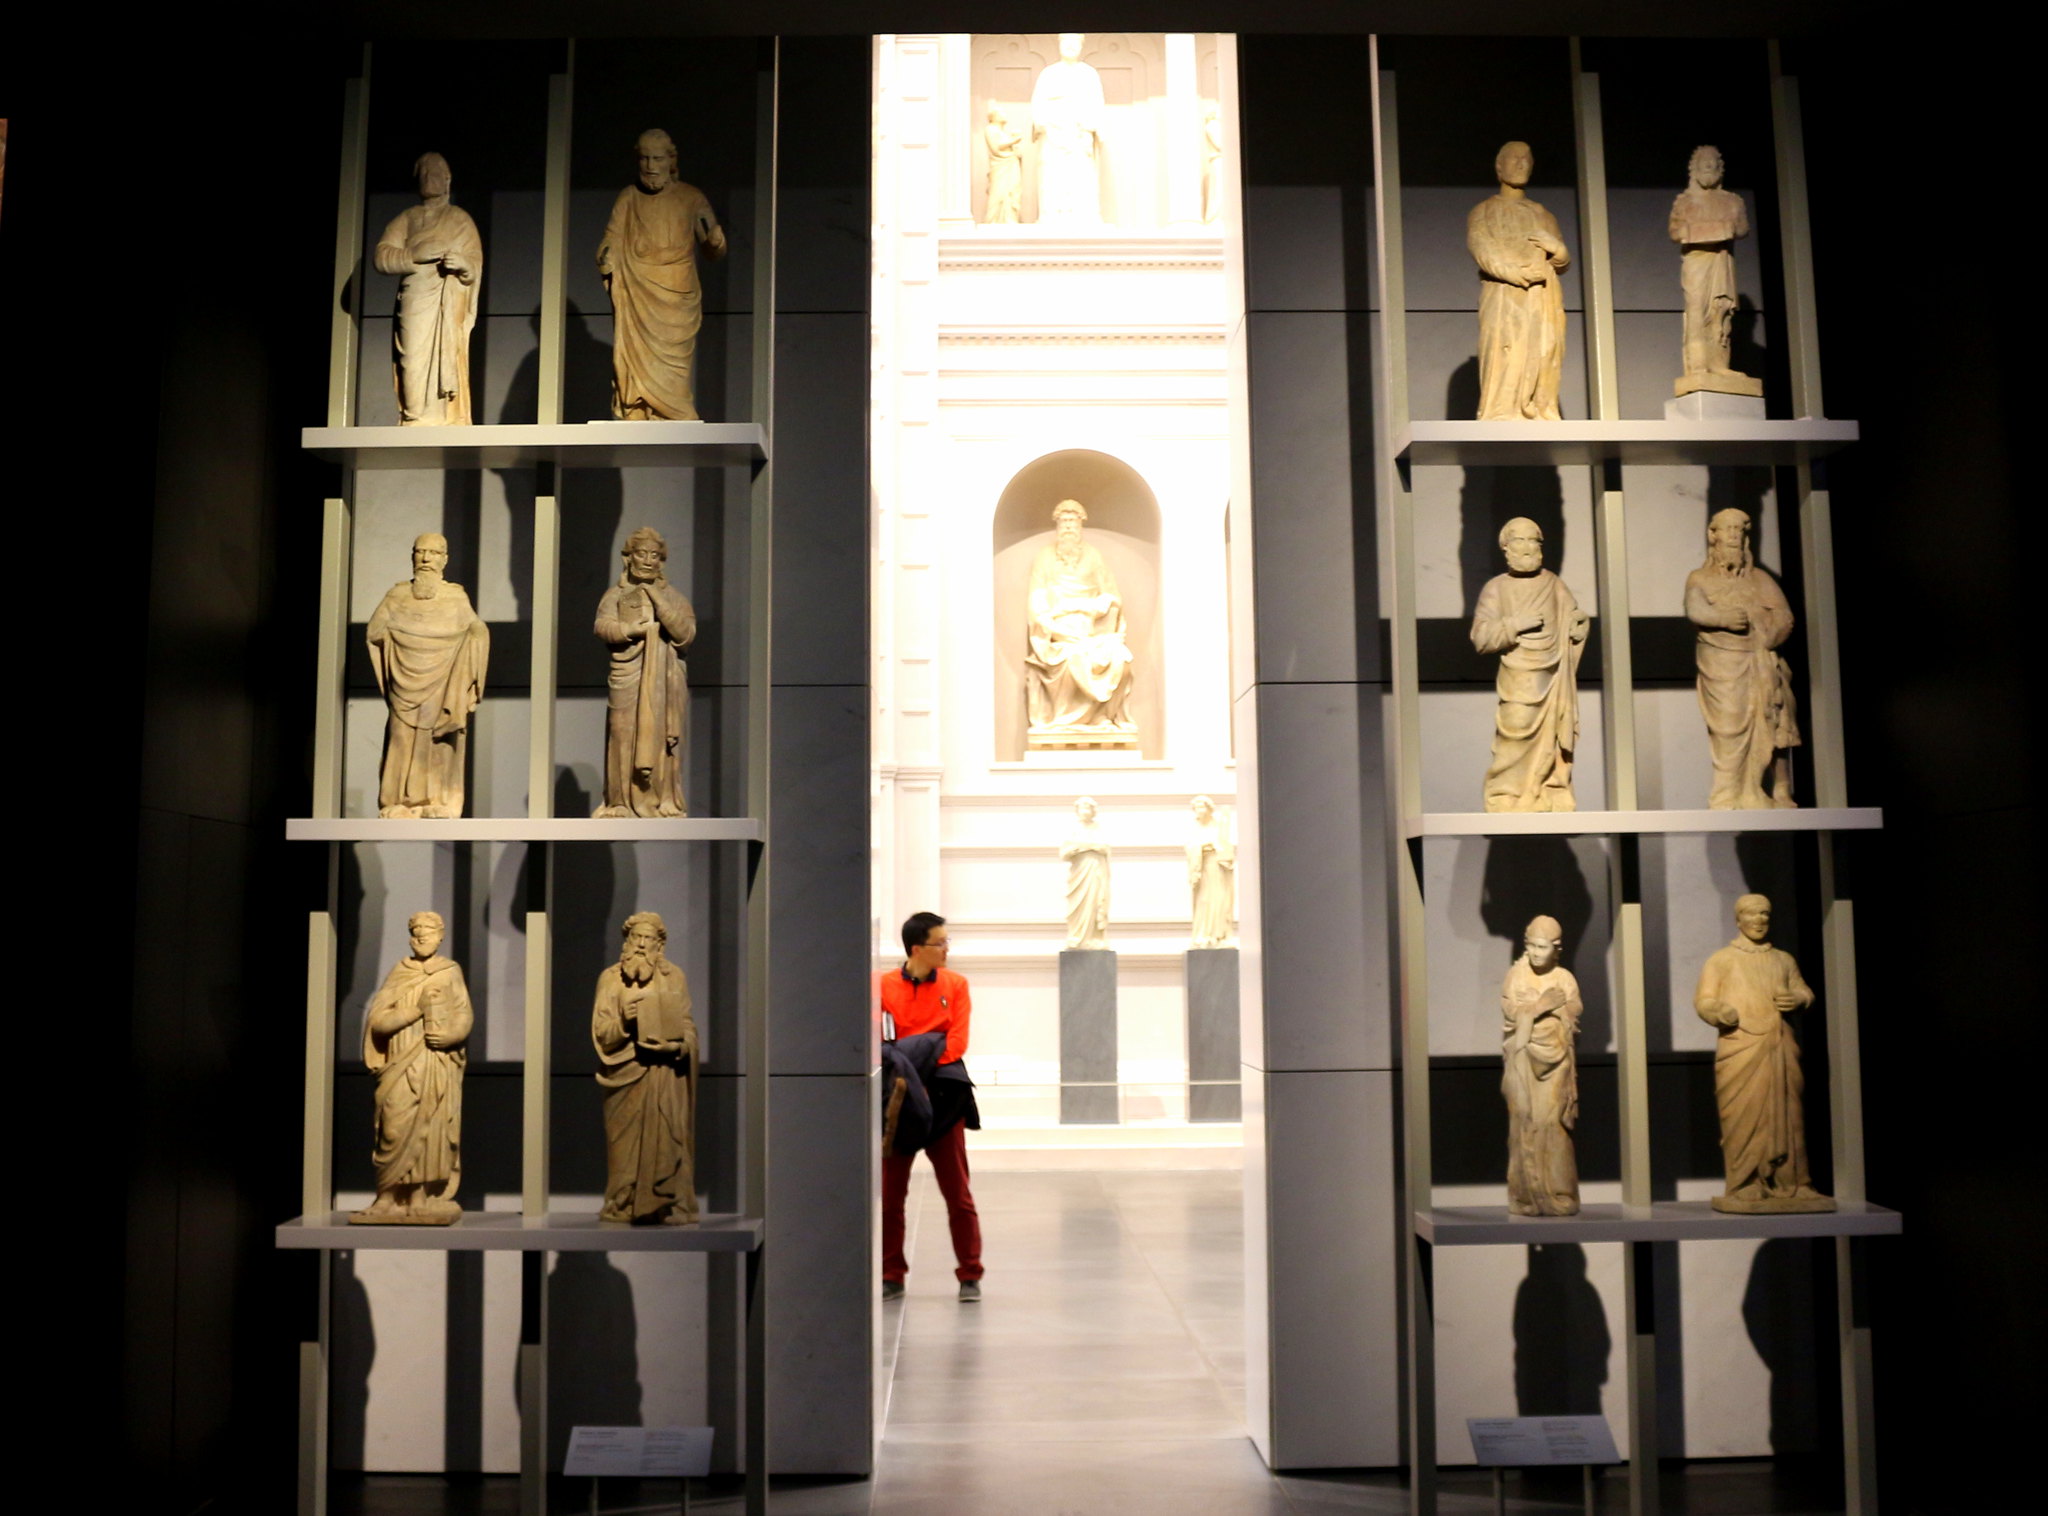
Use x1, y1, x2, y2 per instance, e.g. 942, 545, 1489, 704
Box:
367, 533, 490, 818
1031, 33, 1105, 225
1500, 915, 1582, 1217
983, 102, 1024, 224
352, 911, 472, 1225
595, 526, 698, 818
373, 152, 482, 425
1468, 141, 1571, 420
595, 911, 700, 1224
1685, 508, 1800, 809
598, 128, 728, 421
1186, 796, 1236, 948
1025, 499, 1137, 747
1061, 797, 1112, 950
1471, 517, 1588, 812
1669, 145, 1761, 398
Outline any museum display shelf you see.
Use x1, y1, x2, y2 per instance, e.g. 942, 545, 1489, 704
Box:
1397, 417, 1857, 468
1401, 807, 1881, 839
302, 420, 767, 470
285, 817, 762, 843
278, 1211, 765, 1252
1415, 1200, 1901, 1247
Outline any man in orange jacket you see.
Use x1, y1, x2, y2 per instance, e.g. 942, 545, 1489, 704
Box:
880, 911, 984, 1301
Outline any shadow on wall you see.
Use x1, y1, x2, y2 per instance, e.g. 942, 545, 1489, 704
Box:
1742, 1238, 1823, 1455
1450, 357, 1571, 617
330, 1252, 374, 1472
1513, 1242, 1610, 1415
544, 1252, 644, 1464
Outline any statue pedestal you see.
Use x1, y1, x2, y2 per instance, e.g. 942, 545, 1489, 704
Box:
1666, 385, 1765, 420
1059, 949, 1120, 1124
1184, 948, 1241, 1122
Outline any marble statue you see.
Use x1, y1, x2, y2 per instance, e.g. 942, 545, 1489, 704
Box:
1025, 499, 1137, 747
1061, 797, 1112, 950
595, 527, 698, 818
367, 533, 490, 819
1031, 33, 1104, 225
1200, 104, 1224, 225
983, 102, 1023, 224
352, 911, 472, 1225
1470, 517, 1589, 813
1695, 894, 1833, 1214
1500, 915, 1581, 1218
1685, 508, 1800, 809
1669, 146, 1761, 398
594, 911, 699, 1225
597, 128, 728, 421
1468, 141, 1571, 421
1186, 796, 1236, 948
373, 153, 482, 426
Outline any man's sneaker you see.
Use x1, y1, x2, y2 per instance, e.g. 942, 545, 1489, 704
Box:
958, 1279, 981, 1302
882, 1279, 905, 1301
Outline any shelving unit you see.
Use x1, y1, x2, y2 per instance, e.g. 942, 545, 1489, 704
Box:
287, 40, 779, 1516
1370, 36, 1886, 1516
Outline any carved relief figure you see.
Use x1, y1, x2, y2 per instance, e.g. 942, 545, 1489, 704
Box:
1468, 141, 1572, 420
1694, 894, 1833, 1214
1025, 499, 1137, 746
1470, 517, 1589, 812
594, 911, 700, 1224
597, 128, 727, 421
1186, 796, 1236, 947
1061, 797, 1111, 950
983, 102, 1023, 224
1685, 508, 1800, 809
1501, 915, 1581, 1218
373, 152, 482, 426
595, 527, 698, 818
1200, 103, 1223, 224
1030, 33, 1105, 225
1669, 146, 1761, 397
367, 533, 489, 818
352, 911, 472, 1225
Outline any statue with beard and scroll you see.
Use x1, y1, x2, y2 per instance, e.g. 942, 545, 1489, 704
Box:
367, 533, 490, 818
352, 911, 472, 1225
1025, 499, 1136, 748
594, 911, 699, 1224
1685, 507, 1801, 809
1470, 517, 1588, 812
595, 526, 698, 817
597, 128, 728, 421
372, 152, 482, 425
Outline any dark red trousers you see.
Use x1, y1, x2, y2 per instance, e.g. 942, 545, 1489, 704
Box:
882, 1121, 984, 1282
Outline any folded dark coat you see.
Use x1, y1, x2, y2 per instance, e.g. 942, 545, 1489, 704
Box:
880, 1030, 980, 1157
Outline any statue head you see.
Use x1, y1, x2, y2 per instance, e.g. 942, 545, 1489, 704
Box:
411, 532, 449, 595
1734, 893, 1772, 943
1498, 517, 1545, 575
1058, 32, 1085, 63
622, 526, 668, 584
414, 152, 452, 202
407, 910, 446, 959
1523, 915, 1563, 971
1075, 795, 1098, 824
1494, 140, 1534, 190
620, 910, 669, 984
1688, 145, 1726, 191
1191, 795, 1215, 823
988, 99, 1007, 125
1052, 498, 1087, 555
1704, 508, 1753, 573
636, 128, 678, 192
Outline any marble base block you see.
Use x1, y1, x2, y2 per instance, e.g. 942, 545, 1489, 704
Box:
1665, 388, 1766, 420
1185, 948, 1242, 1122
1059, 949, 1120, 1124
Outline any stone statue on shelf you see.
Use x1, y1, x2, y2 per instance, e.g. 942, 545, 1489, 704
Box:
983, 102, 1023, 224
1501, 915, 1581, 1218
1470, 517, 1589, 813
595, 527, 698, 818
1061, 796, 1112, 950
1468, 141, 1572, 421
1685, 507, 1800, 809
367, 533, 490, 819
1026, 499, 1137, 748
1669, 146, 1761, 400
1694, 894, 1833, 1214
1186, 796, 1236, 948
1200, 103, 1223, 225
352, 911, 472, 1225
594, 911, 700, 1225
597, 128, 728, 421
373, 152, 482, 426
1031, 32, 1105, 226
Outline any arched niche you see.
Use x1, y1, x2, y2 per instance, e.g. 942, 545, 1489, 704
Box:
992, 449, 1165, 761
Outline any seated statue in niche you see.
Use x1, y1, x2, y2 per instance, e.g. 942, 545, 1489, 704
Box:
373, 152, 482, 426
1468, 141, 1571, 421
1061, 796, 1111, 950
1025, 498, 1137, 748
597, 128, 727, 421
1501, 915, 1581, 1218
1031, 32, 1105, 225
1470, 517, 1589, 813
352, 911, 472, 1225
1669, 145, 1762, 398
595, 526, 698, 818
1685, 507, 1800, 809
983, 102, 1023, 224
367, 533, 489, 818
594, 911, 700, 1225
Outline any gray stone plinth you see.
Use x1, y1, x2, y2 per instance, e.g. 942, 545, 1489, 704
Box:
1059, 949, 1120, 1124
1664, 388, 1766, 421
1186, 948, 1242, 1122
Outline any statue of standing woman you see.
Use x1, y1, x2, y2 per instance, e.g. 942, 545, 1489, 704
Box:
1669, 145, 1762, 398
1186, 796, 1235, 948
983, 102, 1023, 224
1061, 797, 1111, 949
373, 153, 482, 426
1501, 915, 1581, 1218
1468, 141, 1571, 421
598, 129, 727, 421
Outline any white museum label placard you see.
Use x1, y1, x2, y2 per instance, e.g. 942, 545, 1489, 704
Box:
564, 1426, 716, 1479
1466, 1415, 1619, 1467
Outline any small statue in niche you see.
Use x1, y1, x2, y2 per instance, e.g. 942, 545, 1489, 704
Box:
594, 911, 700, 1224
1468, 141, 1572, 421
597, 128, 727, 421
374, 152, 483, 426
1060, 796, 1112, 950
1200, 103, 1223, 224
1470, 517, 1589, 813
1186, 796, 1236, 948
1031, 32, 1105, 225
983, 102, 1023, 224
367, 533, 490, 819
1501, 915, 1582, 1217
1694, 894, 1833, 1214
1669, 145, 1762, 399
1025, 499, 1137, 747
1685, 507, 1800, 809
352, 911, 473, 1225
595, 526, 698, 818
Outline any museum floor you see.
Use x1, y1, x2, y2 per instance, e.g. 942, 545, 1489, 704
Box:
339, 1162, 1844, 1514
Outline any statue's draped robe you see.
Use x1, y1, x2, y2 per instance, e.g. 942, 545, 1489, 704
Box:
594, 960, 699, 1223
368, 581, 490, 818
1471, 568, 1587, 812
1187, 819, 1235, 947
1031, 59, 1105, 223
595, 575, 696, 817
1686, 561, 1800, 808
363, 955, 471, 1201
1695, 938, 1819, 1203
1670, 187, 1748, 374
985, 123, 1023, 223
1062, 833, 1111, 949
1500, 958, 1581, 1216
599, 180, 721, 420
1026, 543, 1135, 737
1468, 194, 1570, 420
374, 201, 483, 425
